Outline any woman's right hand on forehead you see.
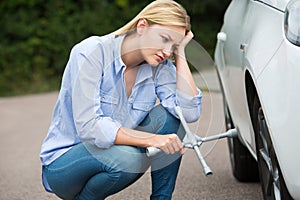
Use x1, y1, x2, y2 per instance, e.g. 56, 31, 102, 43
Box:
174, 30, 194, 55
180, 30, 194, 48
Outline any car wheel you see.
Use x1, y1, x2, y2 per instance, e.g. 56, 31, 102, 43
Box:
253, 96, 292, 200
225, 104, 259, 182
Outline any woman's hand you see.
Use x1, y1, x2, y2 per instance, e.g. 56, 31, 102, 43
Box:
149, 134, 184, 155
181, 30, 194, 48
173, 30, 198, 96
115, 127, 184, 155
174, 30, 194, 55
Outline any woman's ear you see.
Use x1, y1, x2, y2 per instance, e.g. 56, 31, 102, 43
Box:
136, 18, 148, 35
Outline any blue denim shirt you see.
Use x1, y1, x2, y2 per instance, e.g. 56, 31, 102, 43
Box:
40, 34, 202, 167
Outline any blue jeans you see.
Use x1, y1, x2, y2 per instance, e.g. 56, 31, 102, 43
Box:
43, 105, 185, 200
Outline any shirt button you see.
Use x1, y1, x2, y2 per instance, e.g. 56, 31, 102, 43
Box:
129, 99, 133, 104
146, 105, 149, 110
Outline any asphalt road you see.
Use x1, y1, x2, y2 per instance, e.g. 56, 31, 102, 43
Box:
0, 91, 263, 200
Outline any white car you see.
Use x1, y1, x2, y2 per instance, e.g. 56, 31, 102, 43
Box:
214, 0, 300, 199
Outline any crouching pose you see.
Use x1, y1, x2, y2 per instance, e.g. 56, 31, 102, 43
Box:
40, 0, 202, 199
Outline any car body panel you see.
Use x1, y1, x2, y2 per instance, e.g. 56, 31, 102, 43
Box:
257, 40, 300, 198
214, 0, 300, 198
258, 0, 290, 11
220, 0, 283, 150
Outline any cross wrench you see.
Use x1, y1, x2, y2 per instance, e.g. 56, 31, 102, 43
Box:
146, 106, 237, 176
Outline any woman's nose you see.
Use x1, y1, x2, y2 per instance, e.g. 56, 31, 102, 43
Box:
162, 46, 172, 58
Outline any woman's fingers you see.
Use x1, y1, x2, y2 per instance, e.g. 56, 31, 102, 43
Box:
179, 30, 194, 48
173, 30, 194, 56
185, 30, 194, 40
175, 136, 185, 155
153, 134, 184, 155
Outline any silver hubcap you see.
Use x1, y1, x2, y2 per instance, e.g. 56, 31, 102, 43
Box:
258, 108, 281, 200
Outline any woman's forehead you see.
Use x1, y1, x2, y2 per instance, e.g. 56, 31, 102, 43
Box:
149, 24, 185, 42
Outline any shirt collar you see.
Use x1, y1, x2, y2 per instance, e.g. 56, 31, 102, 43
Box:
112, 34, 126, 75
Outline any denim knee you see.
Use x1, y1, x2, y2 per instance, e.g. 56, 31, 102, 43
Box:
137, 104, 183, 137
85, 143, 150, 174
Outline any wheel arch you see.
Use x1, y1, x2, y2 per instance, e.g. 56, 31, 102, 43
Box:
244, 69, 294, 199
245, 70, 257, 124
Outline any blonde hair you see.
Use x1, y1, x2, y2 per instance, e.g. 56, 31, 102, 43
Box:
113, 0, 190, 36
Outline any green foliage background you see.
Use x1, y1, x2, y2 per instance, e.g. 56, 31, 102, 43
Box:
0, 0, 230, 96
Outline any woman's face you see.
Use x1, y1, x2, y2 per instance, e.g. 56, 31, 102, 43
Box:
139, 24, 186, 66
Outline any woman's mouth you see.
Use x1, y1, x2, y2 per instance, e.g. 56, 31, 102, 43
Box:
155, 54, 164, 62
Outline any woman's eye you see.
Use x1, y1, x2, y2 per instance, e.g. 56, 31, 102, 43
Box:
162, 36, 169, 43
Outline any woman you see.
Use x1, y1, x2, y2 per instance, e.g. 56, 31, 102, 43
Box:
40, 0, 202, 199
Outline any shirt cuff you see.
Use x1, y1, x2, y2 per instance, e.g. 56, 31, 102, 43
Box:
176, 88, 202, 108
94, 118, 122, 148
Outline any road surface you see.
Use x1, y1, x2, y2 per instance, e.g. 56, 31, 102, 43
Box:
0, 91, 262, 200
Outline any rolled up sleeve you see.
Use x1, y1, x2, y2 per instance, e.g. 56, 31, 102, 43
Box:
175, 88, 202, 122
155, 61, 202, 123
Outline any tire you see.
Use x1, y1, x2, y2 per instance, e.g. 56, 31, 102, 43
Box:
252, 95, 293, 200
225, 104, 259, 182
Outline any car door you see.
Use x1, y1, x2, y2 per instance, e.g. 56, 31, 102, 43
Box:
218, 0, 284, 152
219, 0, 256, 150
